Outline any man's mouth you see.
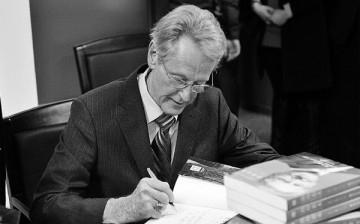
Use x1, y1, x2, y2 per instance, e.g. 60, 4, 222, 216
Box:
173, 100, 182, 105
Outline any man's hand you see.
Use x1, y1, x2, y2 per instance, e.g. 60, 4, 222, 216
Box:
269, 9, 290, 26
269, 3, 293, 26
103, 178, 174, 223
252, 3, 275, 24
226, 39, 241, 62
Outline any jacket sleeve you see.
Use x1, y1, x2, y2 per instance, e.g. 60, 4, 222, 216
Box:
214, 88, 281, 168
30, 98, 109, 224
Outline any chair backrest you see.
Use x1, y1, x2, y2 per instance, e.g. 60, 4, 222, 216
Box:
0, 205, 21, 224
3, 99, 73, 221
74, 33, 150, 93
0, 98, 5, 206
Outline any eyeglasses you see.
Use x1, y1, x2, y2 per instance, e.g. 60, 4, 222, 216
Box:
162, 63, 213, 93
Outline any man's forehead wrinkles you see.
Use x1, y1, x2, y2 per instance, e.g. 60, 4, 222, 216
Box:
166, 60, 214, 74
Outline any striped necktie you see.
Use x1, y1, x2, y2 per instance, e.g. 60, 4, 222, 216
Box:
151, 113, 175, 182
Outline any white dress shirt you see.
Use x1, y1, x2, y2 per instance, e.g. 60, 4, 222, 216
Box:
138, 68, 179, 163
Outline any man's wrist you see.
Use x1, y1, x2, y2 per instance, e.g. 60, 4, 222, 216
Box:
103, 198, 119, 224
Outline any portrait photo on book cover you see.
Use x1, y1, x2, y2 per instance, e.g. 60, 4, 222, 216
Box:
259, 170, 319, 196
256, 153, 354, 196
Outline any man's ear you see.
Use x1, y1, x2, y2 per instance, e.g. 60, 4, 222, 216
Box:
147, 41, 157, 69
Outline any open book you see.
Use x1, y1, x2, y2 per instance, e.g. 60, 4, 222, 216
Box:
146, 158, 242, 224
174, 157, 241, 210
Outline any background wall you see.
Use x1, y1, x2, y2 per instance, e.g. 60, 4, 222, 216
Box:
0, 1, 38, 116
30, 0, 165, 104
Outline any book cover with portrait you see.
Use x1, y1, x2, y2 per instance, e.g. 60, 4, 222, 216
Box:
224, 152, 360, 210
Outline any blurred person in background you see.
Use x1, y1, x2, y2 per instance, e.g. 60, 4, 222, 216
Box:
320, 0, 360, 167
239, 0, 332, 155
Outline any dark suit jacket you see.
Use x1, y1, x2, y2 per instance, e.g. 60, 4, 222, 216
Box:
325, 0, 360, 45
281, 0, 332, 92
319, 0, 360, 166
30, 65, 279, 224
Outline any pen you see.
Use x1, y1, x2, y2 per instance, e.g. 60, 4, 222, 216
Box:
147, 168, 176, 208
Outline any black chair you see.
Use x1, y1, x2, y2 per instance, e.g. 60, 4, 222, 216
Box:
74, 33, 149, 93
3, 99, 73, 223
0, 205, 21, 224
0, 98, 5, 206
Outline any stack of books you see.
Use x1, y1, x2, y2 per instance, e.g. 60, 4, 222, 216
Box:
224, 152, 360, 224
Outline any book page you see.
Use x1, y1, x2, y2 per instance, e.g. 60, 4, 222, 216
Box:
174, 175, 228, 210
145, 203, 237, 224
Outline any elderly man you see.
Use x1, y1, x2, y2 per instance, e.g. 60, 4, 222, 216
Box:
30, 5, 279, 224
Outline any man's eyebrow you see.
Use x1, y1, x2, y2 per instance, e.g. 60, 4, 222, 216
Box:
169, 71, 188, 80
174, 74, 207, 83
169, 71, 184, 77
169, 68, 210, 82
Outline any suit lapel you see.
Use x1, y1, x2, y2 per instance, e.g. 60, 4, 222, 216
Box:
116, 66, 154, 178
114, 65, 202, 184
169, 103, 201, 187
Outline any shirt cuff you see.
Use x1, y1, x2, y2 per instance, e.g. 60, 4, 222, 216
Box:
103, 198, 119, 224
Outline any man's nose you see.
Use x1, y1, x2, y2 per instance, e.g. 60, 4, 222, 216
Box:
178, 85, 193, 102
